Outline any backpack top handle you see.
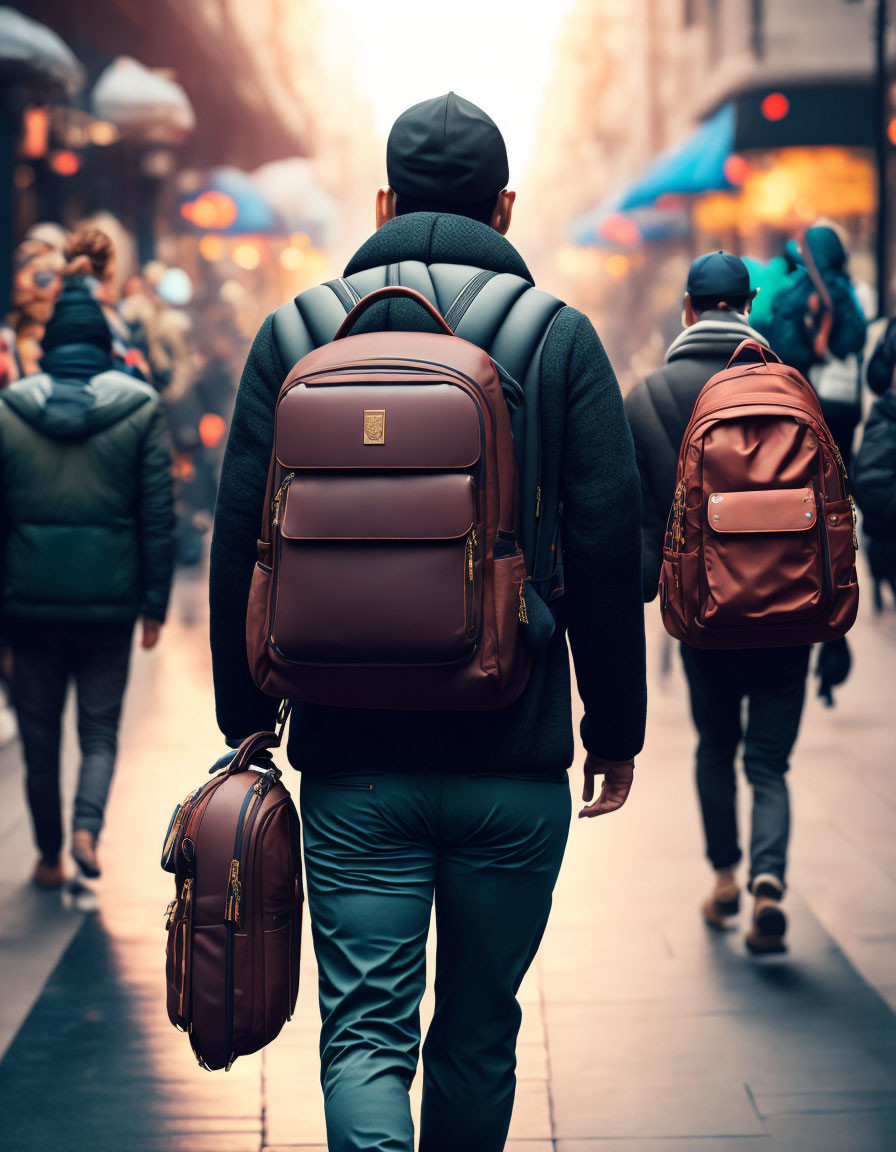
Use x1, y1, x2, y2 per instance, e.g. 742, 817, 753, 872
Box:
334, 286, 455, 340
726, 338, 782, 370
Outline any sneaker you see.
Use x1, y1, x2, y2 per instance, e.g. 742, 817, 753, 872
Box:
62, 878, 99, 914
745, 874, 787, 955
701, 867, 740, 929
32, 857, 65, 889
71, 830, 101, 879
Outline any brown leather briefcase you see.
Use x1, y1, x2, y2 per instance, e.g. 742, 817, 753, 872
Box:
161, 726, 302, 1070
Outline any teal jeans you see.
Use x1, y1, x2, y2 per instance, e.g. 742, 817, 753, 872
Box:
300, 771, 571, 1152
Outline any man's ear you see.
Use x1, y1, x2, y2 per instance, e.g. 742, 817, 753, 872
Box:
376, 186, 397, 230
683, 292, 699, 327
490, 190, 516, 236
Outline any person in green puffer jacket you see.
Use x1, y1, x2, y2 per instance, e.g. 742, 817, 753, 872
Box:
0, 274, 175, 890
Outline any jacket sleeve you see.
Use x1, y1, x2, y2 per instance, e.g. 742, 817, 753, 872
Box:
624, 382, 666, 603
561, 312, 647, 761
209, 315, 284, 741
137, 399, 176, 622
867, 319, 896, 396
853, 401, 896, 530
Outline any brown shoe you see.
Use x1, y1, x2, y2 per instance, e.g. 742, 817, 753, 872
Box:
71, 830, 101, 879
745, 874, 787, 955
32, 858, 65, 889
701, 867, 740, 929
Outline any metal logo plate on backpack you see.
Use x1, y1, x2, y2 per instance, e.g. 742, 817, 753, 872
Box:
363, 410, 385, 444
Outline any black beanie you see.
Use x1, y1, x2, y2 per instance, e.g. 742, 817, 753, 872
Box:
41, 276, 112, 353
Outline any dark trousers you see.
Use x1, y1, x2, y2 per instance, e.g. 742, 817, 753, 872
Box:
300, 770, 571, 1152
9, 620, 133, 863
680, 644, 811, 888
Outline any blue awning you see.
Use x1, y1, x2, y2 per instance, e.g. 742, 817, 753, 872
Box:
570, 201, 691, 248
618, 103, 736, 211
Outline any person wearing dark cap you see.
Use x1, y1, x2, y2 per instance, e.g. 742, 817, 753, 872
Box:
626, 251, 809, 955
211, 93, 646, 1150
0, 272, 175, 892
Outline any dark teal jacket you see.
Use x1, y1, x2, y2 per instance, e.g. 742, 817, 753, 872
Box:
210, 213, 647, 778
0, 343, 175, 623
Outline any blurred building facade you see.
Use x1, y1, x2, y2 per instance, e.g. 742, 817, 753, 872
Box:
7, 0, 381, 332
527, 0, 890, 387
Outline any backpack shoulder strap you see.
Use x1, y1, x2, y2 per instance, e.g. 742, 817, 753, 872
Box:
271, 281, 357, 375
454, 274, 565, 595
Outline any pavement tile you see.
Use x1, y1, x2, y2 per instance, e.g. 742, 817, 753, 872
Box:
753, 1089, 896, 1117
764, 1109, 896, 1150
556, 1142, 771, 1151
551, 1072, 764, 1140
506, 1078, 553, 1140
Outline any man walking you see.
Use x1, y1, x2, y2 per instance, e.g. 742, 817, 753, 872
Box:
626, 251, 808, 955
0, 273, 175, 888
211, 93, 646, 1151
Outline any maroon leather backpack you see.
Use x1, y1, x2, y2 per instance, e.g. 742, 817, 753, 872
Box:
660, 339, 859, 649
162, 726, 301, 1070
246, 286, 532, 710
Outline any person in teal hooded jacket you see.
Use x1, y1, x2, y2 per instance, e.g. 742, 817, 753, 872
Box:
756, 224, 867, 465
0, 274, 175, 888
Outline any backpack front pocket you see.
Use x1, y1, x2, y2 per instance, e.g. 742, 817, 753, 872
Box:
270, 474, 481, 666
701, 487, 825, 626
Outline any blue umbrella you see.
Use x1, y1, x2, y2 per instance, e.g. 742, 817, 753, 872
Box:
179, 166, 285, 235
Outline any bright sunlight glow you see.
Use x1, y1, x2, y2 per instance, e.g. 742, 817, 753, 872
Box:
327, 0, 576, 184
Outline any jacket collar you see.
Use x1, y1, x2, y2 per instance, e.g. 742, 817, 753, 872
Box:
666, 310, 768, 364
345, 212, 534, 283
40, 341, 114, 380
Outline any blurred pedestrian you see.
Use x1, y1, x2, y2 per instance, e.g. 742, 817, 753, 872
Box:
853, 375, 896, 613
759, 222, 867, 467
211, 92, 646, 1151
0, 271, 175, 889
64, 226, 152, 381
626, 251, 809, 954
5, 237, 65, 379
867, 313, 896, 397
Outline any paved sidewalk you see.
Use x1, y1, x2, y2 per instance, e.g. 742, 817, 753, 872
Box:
1, 575, 895, 1150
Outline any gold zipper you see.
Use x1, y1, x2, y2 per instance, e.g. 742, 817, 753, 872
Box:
272, 472, 296, 528
849, 495, 858, 549
225, 860, 241, 926
671, 480, 686, 555
518, 582, 529, 624
176, 878, 193, 1018
535, 486, 542, 519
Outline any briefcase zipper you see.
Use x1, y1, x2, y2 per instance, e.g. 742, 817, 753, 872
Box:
176, 877, 193, 1022
225, 775, 274, 927
223, 772, 276, 1070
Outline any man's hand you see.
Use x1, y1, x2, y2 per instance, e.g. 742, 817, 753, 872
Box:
141, 618, 163, 650
579, 753, 635, 819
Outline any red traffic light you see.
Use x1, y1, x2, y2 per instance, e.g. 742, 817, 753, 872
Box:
761, 93, 790, 122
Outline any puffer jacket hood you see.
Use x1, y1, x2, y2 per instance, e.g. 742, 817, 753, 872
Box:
0, 366, 155, 442
666, 310, 768, 365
